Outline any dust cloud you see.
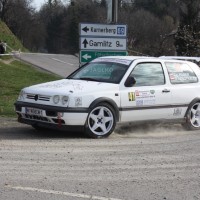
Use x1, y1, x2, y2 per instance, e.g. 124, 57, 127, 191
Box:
114, 122, 187, 137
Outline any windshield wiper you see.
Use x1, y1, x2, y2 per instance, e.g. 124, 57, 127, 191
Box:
79, 77, 98, 82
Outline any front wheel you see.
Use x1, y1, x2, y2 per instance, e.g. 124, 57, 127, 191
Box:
182, 101, 200, 130
85, 103, 116, 138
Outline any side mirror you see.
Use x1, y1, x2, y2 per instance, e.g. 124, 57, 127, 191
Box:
124, 76, 136, 87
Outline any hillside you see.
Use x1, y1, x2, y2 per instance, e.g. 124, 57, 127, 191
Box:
0, 59, 60, 117
0, 20, 26, 53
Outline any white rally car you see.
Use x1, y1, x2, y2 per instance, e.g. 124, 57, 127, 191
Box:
15, 56, 200, 138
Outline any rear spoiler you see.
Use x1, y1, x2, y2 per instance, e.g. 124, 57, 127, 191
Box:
159, 56, 200, 62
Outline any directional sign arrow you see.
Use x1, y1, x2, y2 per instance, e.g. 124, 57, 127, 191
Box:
80, 37, 127, 50
82, 53, 92, 60
80, 51, 128, 63
80, 23, 127, 37
82, 39, 88, 48
82, 26, 89, 33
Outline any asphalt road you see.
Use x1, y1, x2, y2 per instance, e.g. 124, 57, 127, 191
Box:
18, 53, 80, 77
0, 118, 200, 200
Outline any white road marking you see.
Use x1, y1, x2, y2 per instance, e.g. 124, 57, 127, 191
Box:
52, 57, 74, 65
0, 53, 20, 56
5, 185, 122, 200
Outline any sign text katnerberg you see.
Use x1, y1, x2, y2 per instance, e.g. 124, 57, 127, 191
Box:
80, 23, 127, 37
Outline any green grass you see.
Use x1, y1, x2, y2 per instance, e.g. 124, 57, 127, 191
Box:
0, 20, 60, 117
0, 20, 27, 53
0, 60, 60, 117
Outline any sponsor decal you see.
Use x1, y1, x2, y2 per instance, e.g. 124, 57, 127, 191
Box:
128, 92, 135, 101
143, 99, 156, 105
136, 99, 143, 106
169, 72, 197, 82
150, 90, 155, 94
135, 90, 140, 96
135, 90, 156, 106
173, 108, 182, 116
169, 73, 175, 80
92, 58, 131, 65
73, 83, 83, 91
38, 81, 84, 91
135, 90, 155, 98
75, 97, 82, 106
39, 81, 71, 88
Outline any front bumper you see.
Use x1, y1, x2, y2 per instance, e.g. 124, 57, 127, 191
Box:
15, 101, 88, 128
18, 117, 84, 132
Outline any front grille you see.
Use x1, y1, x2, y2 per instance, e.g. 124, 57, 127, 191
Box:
22, 114, 65, 125
46, 110, 57, 117
26, 94, 51, 102
24, 114, 50, 122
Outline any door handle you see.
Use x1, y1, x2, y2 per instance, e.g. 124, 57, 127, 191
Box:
162, 89, 170, 93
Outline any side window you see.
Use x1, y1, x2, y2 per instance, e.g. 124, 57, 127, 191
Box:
165, 62, 198, 84
130, 62, 165, 86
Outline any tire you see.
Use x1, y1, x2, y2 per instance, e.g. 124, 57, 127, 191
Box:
85, 103, 116, 138
182, 101, 200, 130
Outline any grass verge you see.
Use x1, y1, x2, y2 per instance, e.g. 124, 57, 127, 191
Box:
0, 59, 60, 117
0, 20, 27, 53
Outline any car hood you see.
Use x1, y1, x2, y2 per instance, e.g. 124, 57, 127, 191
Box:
23, 79, 119, 95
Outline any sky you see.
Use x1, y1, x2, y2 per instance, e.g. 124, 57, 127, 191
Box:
32, 0, 70, 10
32, 0, 46, 10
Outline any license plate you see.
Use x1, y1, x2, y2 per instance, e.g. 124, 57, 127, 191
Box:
25, 107, 43, 116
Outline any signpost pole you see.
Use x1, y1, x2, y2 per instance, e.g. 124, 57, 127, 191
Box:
113, 0, 118, 23
107, 0, 118, 24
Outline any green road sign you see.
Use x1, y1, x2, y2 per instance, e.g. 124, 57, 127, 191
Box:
80, 51, 128, 63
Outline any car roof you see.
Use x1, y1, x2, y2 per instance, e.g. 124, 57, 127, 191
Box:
96, 56, 153, 61
159, 56, 200, 62
93, 56, 200, 65
92, 56, 157, 65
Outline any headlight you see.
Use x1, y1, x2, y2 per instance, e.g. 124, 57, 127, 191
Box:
53, 95, 60, 104
18, 90, 25, 100
62, 96, 69, 105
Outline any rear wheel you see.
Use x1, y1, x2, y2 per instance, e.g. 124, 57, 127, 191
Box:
85, 103, 116, 138
182, 101, 200, 130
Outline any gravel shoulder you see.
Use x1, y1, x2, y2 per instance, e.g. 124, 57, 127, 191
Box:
0, 117, 200, 200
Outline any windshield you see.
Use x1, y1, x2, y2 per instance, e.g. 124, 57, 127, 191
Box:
68, 62, 129, 84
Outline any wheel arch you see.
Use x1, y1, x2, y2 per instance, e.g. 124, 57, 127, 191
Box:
184, 97, 200, 117
88, 97, 120, 122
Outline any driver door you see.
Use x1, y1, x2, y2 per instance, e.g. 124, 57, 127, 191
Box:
120, 62, 172, 122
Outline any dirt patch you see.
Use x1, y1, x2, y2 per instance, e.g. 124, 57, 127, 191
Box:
0, 117, 21, 128
0, 58, 15, 64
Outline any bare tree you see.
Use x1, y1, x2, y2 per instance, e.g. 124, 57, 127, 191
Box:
0, 0, 12, 21
175, 0, 200, 56
119, 8, 177, 56
1, 0, 47, 51
4, 0, 198, 57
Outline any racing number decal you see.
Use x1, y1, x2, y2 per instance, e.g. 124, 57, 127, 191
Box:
128, 92, 135, 101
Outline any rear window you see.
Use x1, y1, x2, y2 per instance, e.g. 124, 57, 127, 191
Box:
165, 62, 198, 84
